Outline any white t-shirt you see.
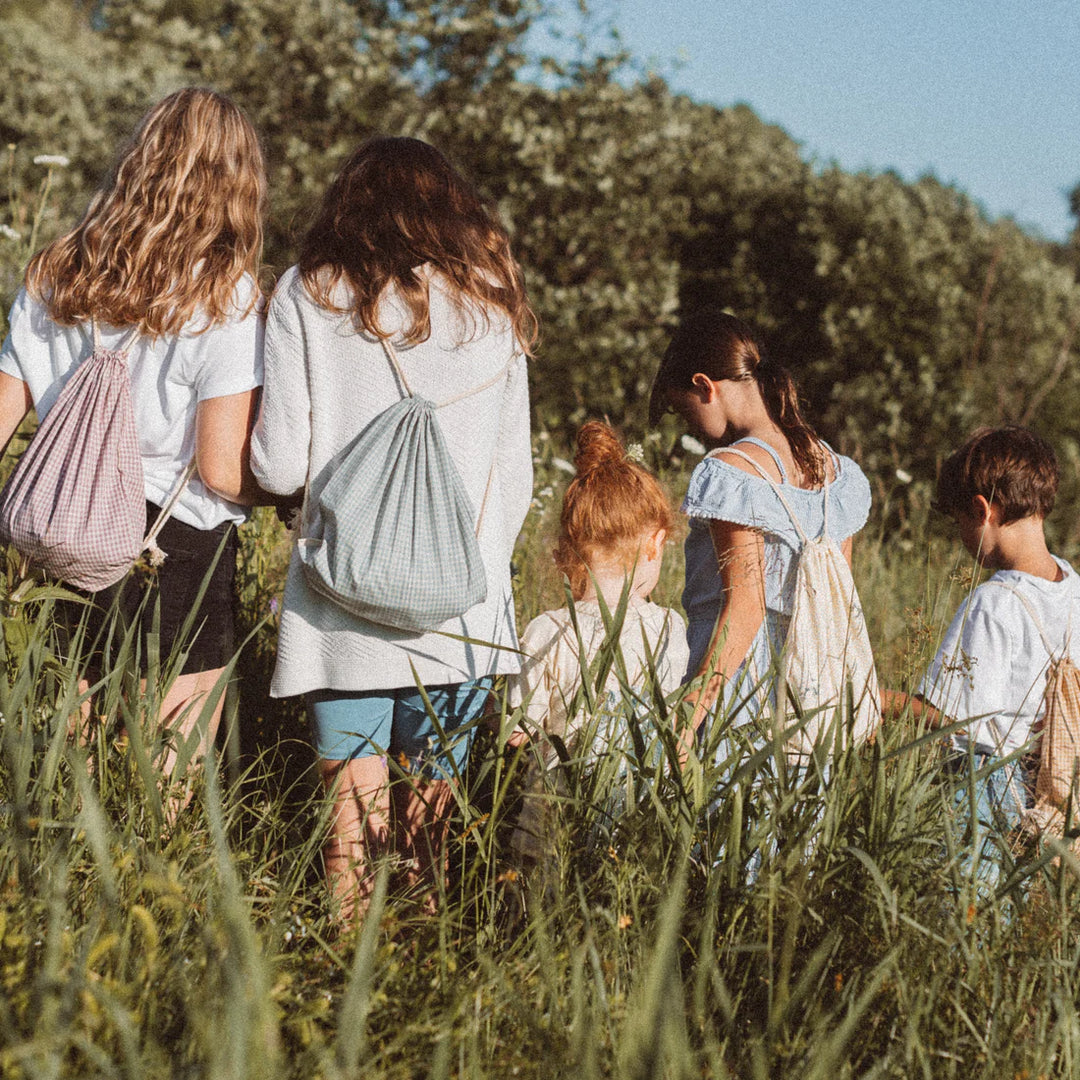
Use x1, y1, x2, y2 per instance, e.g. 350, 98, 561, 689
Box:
509, 599, 689, 749
507, 598, 689, 859
918, 556, 1080, 754
0, 282, 263, 530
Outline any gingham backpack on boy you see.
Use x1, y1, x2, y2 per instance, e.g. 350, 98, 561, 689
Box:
718, 446, 881, 758
0, 321, 194, 591
296, 336, 508, 633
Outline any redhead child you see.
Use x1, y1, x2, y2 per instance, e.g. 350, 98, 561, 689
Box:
0, 89, 265, 795
507, 420, 689, 859
648, 309, 874, 748
884, 427, 1080, 871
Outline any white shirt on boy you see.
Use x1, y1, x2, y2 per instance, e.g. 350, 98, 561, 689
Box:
918, 556, 1080, 755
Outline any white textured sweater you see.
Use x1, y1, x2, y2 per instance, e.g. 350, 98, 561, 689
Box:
250, 266, 533, 698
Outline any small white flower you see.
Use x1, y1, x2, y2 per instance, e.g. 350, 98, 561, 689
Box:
0, 224, 21, 241
680, 434, 706, 456
538, 485, 554, 499
552, 457, 576, 475
537, 430, 550, 442
33, 154, 70, 168
895, 468, 913, 485
284, 930, 293, 943
625, 442, 644, 463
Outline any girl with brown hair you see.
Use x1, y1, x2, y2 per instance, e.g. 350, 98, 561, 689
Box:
0, 87, 265, 788
648, 309, 873, 738
251, 136, 537, 920
507, 420, 688, 859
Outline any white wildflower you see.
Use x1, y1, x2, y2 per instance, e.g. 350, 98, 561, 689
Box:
680, 434, 706, 456
33, 154, 70, 168
895, 468, 913, 485
552, 457, 576, 475
625, 442, 644, 463
0, 224, 21, 242
538, 485, 554, 499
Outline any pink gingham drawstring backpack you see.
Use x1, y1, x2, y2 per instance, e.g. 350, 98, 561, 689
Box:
0, 320, 195, 592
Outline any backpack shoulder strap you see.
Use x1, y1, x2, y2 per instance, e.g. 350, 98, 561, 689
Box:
710, 444, 814, 544
379, 336, 511, 407
90, 319, 140, 357
365, 335, 509, 538
982, 579, 1064, 657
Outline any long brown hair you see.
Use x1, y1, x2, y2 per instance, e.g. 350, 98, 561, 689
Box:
27, 88, 265, 337
553, 422, 675, 599
648, 309, 826, 486
299, 136, 537, 351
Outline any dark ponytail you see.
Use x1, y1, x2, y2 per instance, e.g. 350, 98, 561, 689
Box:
649, 309, 825, 486
752, 354, 825, 486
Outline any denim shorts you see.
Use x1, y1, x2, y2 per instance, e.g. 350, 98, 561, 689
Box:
307, 679, 491, 780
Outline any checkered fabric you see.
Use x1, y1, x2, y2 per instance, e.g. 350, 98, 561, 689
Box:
985, 581, 1080, 850
297, 338, 503, 633
1034, 657, 1080, 808
0, 327, 149, 591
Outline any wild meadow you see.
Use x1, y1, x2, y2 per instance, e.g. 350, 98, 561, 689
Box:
2, 443, 1080, 1080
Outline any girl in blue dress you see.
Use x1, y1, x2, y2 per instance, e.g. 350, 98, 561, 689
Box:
648, 310, 873, 745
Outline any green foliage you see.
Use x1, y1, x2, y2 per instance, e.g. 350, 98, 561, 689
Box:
3, 0, 1079, 537
3, 510, 1080, 1076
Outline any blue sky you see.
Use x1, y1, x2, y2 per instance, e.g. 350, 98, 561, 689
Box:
540, 0, 1080, 242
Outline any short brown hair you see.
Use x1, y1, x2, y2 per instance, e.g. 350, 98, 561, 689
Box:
935, 426, 1058, 524
554, 422, 675, 599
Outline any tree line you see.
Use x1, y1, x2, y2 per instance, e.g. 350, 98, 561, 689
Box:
2, 0, 1079, 545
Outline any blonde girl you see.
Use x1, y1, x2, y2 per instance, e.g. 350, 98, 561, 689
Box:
251, 136, 537, 919
648, 309, 872, 742
508, 420, 688, 858
0, 88, 266, 784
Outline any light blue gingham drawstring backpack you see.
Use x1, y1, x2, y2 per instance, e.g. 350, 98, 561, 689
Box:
296, 336, 508, 633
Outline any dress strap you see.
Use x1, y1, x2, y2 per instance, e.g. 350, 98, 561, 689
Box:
711, 445, 812, 544
731, 436, 788, 482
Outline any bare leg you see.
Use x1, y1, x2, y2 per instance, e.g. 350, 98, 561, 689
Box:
321, 755, 392, 923
157, 667, 228, 818
393, 776, 456, 912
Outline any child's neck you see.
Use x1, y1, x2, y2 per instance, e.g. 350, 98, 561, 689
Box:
578, 569, 650, 609
983, 517, 1061, 581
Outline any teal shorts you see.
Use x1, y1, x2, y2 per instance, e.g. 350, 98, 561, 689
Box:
307, 679, 491, 780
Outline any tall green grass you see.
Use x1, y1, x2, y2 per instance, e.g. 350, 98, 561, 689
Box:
2, 461, 1080, 1078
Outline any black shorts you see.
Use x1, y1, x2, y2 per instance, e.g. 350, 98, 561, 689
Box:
66, 500, 238, 676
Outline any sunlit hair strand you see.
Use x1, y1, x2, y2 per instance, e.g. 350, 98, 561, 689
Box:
26, 87, 265, 337
299, 136, 537, 352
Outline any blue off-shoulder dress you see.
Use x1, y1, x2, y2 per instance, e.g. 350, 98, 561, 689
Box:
681, 436, 873, 722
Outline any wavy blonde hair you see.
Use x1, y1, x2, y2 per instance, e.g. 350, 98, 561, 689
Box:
299, 136, 537, 352
27, 88, 265, 337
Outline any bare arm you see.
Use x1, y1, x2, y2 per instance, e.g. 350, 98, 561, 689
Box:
0, 372, 32, 456
195, 389, 260, 505
682, 519, 768, 741
880, 688, 948, 728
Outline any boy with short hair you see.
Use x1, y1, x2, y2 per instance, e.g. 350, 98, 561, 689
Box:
889, 426, 1080, 870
